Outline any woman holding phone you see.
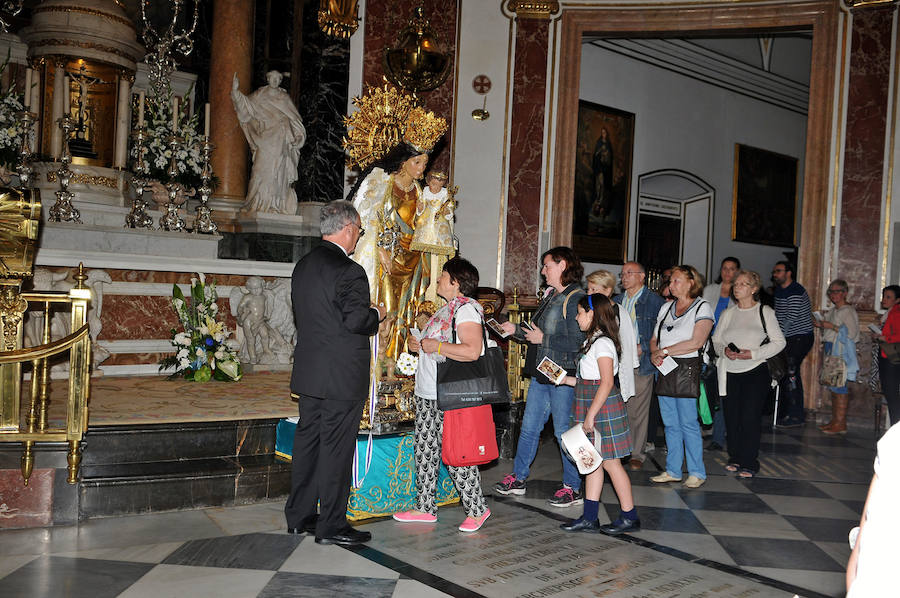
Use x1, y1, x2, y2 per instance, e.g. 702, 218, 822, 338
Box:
711, 270, 785, 477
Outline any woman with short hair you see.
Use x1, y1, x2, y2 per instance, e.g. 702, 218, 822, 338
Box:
495, 247, 587, 507
649, 265, 713, 488
814, 279, 860, 435
393, 257, 493, 532
712, 270, 785, 477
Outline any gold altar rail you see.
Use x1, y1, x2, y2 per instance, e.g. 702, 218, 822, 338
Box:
0, 283, 91, 486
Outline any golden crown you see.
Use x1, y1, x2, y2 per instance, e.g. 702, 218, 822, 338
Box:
343, 84, 447, 170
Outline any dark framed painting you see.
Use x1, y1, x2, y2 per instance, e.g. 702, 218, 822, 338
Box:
731, 144, 799, 247
572, 100, 635, 264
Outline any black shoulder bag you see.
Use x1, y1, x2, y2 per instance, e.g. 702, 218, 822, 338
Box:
759, 304, 788, 383
437, 314, 511, 411
654, 301, 703, 398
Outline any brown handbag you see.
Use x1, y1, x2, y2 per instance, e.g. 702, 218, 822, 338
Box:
655, 355, 702, 398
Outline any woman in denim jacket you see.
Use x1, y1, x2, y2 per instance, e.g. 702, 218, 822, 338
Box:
495, 247, 587, 507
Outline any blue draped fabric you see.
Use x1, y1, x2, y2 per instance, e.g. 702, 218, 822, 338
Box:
275, 420, 459, 520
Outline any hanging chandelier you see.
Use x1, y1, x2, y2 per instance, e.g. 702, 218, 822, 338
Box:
383, 5, 452, 95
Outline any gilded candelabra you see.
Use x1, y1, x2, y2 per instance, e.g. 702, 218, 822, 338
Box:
125, 125, 154, 228
159, 134, 186, 231
192, 136, 217, 234
48, 115, 81, 223
14, 108, 34, 189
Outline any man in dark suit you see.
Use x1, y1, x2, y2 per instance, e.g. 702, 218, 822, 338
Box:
284, 200, 385, 546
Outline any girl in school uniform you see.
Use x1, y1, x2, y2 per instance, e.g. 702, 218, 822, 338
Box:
559, 293, 639, 536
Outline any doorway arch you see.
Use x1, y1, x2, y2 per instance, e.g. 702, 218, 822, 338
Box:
635, 169, 715, 281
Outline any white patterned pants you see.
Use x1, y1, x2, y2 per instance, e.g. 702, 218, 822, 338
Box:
414, 396, 488, 518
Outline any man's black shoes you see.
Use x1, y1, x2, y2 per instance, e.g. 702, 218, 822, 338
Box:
287, 515, 318, 535
314, 527, 372, 546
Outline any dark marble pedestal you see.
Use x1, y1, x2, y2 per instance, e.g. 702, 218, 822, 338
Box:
218, 232, 320, 263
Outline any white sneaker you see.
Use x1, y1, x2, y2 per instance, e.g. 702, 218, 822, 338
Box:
683, 475, 706, 489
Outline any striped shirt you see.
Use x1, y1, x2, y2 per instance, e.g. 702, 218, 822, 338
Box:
774, 281, 813, 337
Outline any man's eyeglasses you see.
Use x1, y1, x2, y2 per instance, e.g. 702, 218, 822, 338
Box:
621, 271, 642, 277
348, 222, 365, 237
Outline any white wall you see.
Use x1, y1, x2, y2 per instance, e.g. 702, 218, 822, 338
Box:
450, 0, 510, 289
579, 42, 808, 284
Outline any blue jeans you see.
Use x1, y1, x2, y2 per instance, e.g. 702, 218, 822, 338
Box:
658, 395, 706, 479
512, 378, 580, 491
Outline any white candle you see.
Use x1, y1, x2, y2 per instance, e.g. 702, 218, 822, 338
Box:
63, 76, 70, 114
172, 96, 179, 132
23, 68, 32, 109
204, 102, 210, 137
137, 90, 145, 126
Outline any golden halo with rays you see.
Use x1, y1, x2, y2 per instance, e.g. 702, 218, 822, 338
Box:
343, 84, 447, 170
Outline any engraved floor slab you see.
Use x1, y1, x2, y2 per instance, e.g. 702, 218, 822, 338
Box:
362, 500, 797, 597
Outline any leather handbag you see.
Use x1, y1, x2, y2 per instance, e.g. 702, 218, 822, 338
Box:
758, 305, 788, 383
442, 404, 499, 467
437, 315, 511, 411
655, 355, 701, 398
881, 342, 900, 365
653, 301, 702, 398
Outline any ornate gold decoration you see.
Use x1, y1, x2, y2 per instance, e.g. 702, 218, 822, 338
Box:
506, 1, 560, 18
343, 84, 447, 169
383, 6, 452, 94
35, 38, 136, 61
845, 0, 897, 7
318, 0, 360, 39
0, 285, 26, 351
33, 5, 137, 30
46, 171, 118, 189
0, 187, 41, 280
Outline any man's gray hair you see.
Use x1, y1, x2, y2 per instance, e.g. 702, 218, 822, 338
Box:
320, 200, 358, 236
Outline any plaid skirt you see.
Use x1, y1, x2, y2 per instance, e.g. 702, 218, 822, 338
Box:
573, 377, 631, 459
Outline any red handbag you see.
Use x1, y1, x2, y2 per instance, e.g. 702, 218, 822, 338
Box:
441, 405, 498, 467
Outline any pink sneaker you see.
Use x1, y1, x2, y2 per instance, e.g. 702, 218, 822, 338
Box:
458, 509, 491, 532
392, 510, 437, 523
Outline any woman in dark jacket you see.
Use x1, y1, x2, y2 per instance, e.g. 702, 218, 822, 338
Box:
494, 247, 586, 508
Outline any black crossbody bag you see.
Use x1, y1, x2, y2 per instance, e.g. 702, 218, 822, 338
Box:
759, 304, 788, 383
436, 314, 511, 411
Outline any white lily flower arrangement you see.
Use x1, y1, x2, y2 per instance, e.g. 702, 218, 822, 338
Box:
159, 272, 242, 382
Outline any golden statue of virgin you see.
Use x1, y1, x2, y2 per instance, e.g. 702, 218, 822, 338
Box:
344, 85, 448, 375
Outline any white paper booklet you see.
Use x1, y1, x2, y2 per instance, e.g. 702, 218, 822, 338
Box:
656, 355, 679, 376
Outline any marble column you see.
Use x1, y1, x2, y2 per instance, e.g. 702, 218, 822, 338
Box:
112, 73, 132, 169
49, 60, 65, 159
502, 3, 557, 293
837, 5, 894, 309
208, 0, 253, 214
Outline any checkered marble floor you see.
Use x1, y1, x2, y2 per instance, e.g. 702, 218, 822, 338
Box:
0, 420, 873, 598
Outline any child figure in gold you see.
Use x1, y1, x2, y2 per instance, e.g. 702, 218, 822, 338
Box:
411, 171, 455, 256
